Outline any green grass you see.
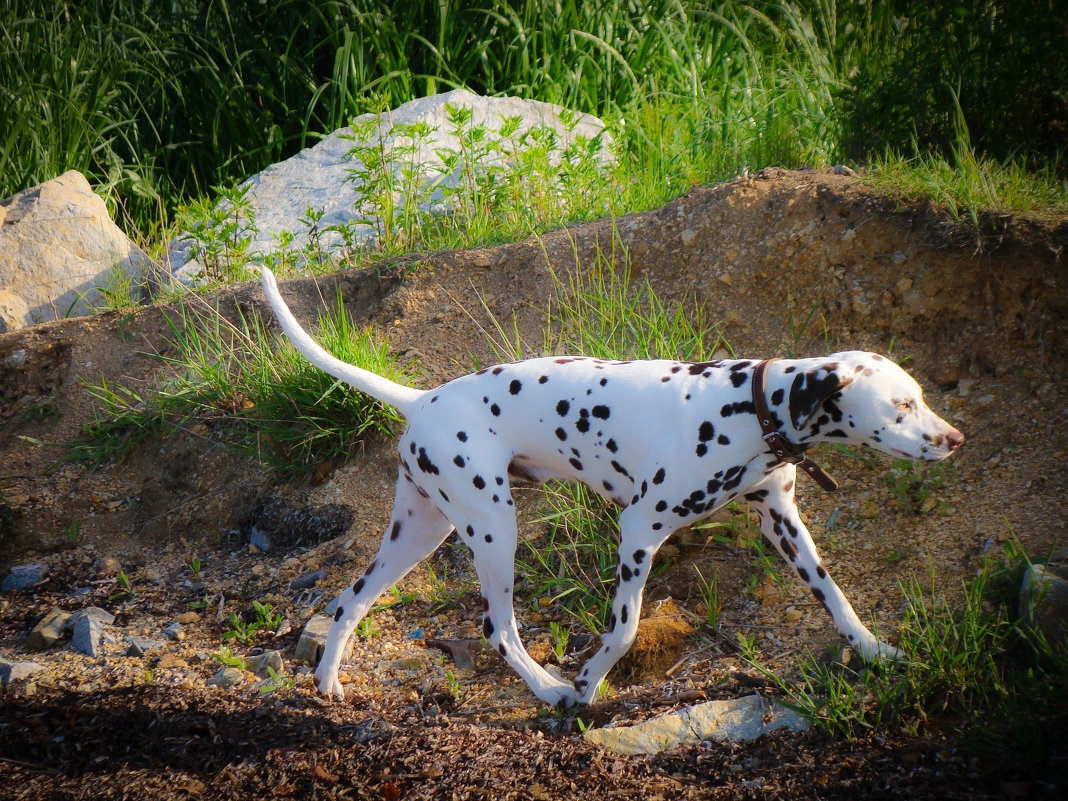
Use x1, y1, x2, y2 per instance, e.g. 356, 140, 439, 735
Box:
741, 550, 1068, 779
63, 293, 408, 474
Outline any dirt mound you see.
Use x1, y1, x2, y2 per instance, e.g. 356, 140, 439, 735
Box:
1, 168, 1066, 797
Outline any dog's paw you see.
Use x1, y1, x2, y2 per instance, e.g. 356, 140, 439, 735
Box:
856, 638, 906, 663
314, 669, 346, 700
538, 682, 580, 708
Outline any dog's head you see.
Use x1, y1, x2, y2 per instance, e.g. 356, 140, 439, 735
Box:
788, 352, 963, 461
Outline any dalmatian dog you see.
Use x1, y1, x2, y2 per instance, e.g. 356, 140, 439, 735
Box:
261, 267, 963, 706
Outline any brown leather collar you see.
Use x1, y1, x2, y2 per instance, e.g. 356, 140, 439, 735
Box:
752, 359, 838, 492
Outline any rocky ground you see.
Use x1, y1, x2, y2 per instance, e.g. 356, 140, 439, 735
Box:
1, 168, 1067, 799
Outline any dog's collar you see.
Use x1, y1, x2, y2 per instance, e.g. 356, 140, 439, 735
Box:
752, 358, 838, 492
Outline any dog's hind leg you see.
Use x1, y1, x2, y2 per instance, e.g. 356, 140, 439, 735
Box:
745, 469, 905, 661
454, 503, 580, 707
315, 470, 453, 699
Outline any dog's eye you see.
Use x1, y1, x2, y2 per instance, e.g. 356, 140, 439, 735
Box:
896, 399, 915, 412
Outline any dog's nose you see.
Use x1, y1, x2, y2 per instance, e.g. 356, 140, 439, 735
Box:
946, 428, 964, 450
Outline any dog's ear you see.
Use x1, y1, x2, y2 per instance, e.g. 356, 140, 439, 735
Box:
788, 364, 854, 431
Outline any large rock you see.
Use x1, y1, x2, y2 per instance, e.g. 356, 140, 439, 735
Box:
583, 694, 809, 755
169, 89, 613, 280
0, 656, 46, 685
1020, 563, 1068, 649
0, 171, 153, 331
27, 606, 71, 651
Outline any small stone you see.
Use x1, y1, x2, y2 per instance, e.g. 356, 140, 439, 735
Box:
680, 229, 697, 247
27, 606, 71, 651
67, 606, 115, 631
248, 526, 272, 553
92, 556, 121, 578
288, 570, 327, 591
294, 614, 348, 665
717, 272, 733, 287
784, 606, 804, 622
162, 622, 184, 641
156, 653, 189, 670
71, 615, 104, 657
2, 563, 48, 592
0, 656, 46, 685
383, 656, 425, 673
246, 650, 284, 678
125, 637, 163, 658
207, 667, 246, 688
176, 611, 200, 625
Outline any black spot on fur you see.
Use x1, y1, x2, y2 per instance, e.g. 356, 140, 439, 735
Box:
611, 460, 630, 477
499, 643, 507, 656
555, 427, 567, 441
620, 563, 632, 581
633, 549, 646, 563
453, 455, 465, 468
334, 606, 344, 621
483, 617, 494, 637
466, 525, 475, 537
696, 444, 708, 457
509, 379, 522, 395
653, 468, 666, 485
730, 371, 748, 387
556, 400, 570, 416
390, 522, 402, 541
473, 475, 486, 490
485, 534, 493, 543
797, 567, 810, 583
718, 434, 731, 445
720, 401, 756, 417
539, 375, 549, 384
817, 565, 827, 579
416, 447, 439, 475
569, 458, 583, 471
698, 421, 715, 441
606, 438, 618, 453
655, 500, 667, 512
490, 403, 500, 416
457, 431, 468, 441
771, 388, 784, 406
592, 405, 610, 419
620, 605, 629, 624
576, 417, 590, 434
354, 577, 366, 595
812, 587, 826, 603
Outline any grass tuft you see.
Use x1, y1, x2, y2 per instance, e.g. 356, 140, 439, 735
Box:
63, 294, 408, 474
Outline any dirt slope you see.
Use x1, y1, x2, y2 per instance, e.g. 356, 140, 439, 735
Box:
1, 167, 1066, 799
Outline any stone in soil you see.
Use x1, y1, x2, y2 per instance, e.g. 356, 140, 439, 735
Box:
162, 622, 184, 641
1019, 563, 1068, 649
67, 606, 115, 630
27, 606, 72, 651
289, 569, 327, 591
294, 614, 350, 666
207, 667, 246, 688
72, 615, 105, 657
0, 656, 46, 685
583, 694, 809, 755
2, 563, 48, 591
246, 650, 284, 678
125, 637, 163, 658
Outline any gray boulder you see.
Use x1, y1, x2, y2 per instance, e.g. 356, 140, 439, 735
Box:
168, 89, 612, 281
0, 171, 153, 331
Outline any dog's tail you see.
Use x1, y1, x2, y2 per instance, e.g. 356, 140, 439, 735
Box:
260, 266, 425, 416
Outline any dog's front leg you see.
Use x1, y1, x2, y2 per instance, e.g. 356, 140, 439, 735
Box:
746, 469, 905, 661
571, 508, 675, 705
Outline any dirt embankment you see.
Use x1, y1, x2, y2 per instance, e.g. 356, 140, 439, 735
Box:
1, 168, 1066, 799
2, 167, 1065, 559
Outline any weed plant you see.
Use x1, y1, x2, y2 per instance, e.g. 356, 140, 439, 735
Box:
64, 294, 406, 474
741, 551, 1068, 778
